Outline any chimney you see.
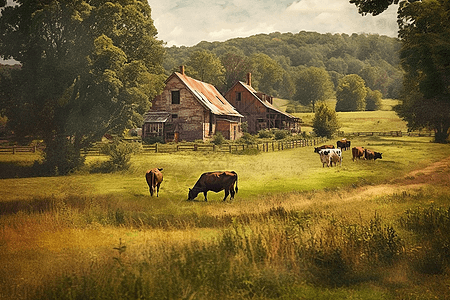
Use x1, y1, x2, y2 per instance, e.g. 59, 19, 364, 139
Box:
246, 72, 251, 86
180, 65, 185, 75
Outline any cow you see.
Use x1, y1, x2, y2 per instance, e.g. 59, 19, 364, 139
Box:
352, 147, 365, 161
188, 171, 238, 202
314, 144, 335, 153
145, 168, 163, 197
364, 149, 382, 160
318, 148, 342, 167
337, 138, 351, 151
329, 151, 342, 167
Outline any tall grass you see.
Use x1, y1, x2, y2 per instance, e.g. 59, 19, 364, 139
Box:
2, 136, 450, 299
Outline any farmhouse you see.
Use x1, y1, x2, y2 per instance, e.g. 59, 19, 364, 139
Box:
224, 73, 300, 134
142, 66, 243, 142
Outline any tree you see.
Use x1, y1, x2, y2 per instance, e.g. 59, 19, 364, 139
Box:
294, 67, 334, 112
0, 0, 165, 174
335, 74, 367, 112
185, 49, 225, 87
365, 88, 383, 111
350, 0, 450, 143
250, 53, 284, 96
312, 103, 340, 138
220, 51, 252, 92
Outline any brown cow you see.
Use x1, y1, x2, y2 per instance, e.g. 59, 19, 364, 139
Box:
145, 168, 163, 197
188, 171, 238, 202
352, 147, 365, 161
364, 149, 383, 160
314, 144, 335, 153
337, 138, 351, 151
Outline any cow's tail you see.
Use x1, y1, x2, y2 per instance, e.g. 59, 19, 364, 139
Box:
233, 171, 238, 194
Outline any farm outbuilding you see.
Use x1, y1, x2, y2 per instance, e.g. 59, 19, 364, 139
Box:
224, 73, 300, 134
142, 66, 243, 142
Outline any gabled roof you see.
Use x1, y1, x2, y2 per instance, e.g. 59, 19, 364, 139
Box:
167, 72, 243, 118
237, 81, 299, 121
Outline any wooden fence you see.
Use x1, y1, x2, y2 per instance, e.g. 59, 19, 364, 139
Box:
0, 145, 43, 154
146, 138, 327, 154
343, 131, 435, 137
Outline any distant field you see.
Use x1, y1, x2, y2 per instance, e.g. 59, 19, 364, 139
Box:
273, 98, 408, 134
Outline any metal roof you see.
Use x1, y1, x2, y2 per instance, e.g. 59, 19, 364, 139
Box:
239, 81, 300, 121
173, 72, 244, 118
143, 111, 171, 123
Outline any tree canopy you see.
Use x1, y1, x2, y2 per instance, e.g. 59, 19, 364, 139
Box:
0, 0, 165, 174
335, 74, 367, 112
351, 0, 450, 142
294, 67, 334, 112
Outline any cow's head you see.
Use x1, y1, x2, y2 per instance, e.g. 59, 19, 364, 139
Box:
374, 152, 383, 160
188, 188, 200, 201
314, 147, 320, 153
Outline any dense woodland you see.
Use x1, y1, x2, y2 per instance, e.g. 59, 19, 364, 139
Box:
163, 31, 403, 101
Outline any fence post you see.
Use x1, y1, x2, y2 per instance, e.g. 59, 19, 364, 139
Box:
155, 143, 158, 153
12, 146, 15, 154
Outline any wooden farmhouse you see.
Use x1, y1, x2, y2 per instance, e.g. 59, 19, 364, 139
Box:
224, 73, 300, 134
142, 66, 243, 142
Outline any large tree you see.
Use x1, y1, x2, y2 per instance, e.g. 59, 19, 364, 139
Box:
250, 53, 284, 96
220, 51, 252, 93
294, 66, 334, 112
351, 0, 450, 143
335, 74, 367, 112
185, 49, 225, 87
0, 0, 165, 174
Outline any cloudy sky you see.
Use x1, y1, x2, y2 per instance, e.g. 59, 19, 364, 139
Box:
148, 0, 399, 47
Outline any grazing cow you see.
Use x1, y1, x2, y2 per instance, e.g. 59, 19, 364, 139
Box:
364, 149, 383, 160
319, 148, 342, 167
319, 152, 330, 167
314, 144, 335, 153
329, 151, 342, 167
188, 171, 238, 202
337, 138, 351, 151
145, 168, 163, 197
352, 147, 365, 161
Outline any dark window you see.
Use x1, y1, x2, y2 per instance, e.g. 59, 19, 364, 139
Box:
171, 90, 180, 104
172, 114, 178, 119
236, 92, 242, 101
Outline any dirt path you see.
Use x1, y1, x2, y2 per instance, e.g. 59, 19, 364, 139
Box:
342, 156, 450, 203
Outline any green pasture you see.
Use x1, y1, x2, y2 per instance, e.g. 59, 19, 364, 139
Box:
0, 135, 445, 204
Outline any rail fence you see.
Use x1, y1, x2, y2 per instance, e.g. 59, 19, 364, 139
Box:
343, 131, 434, 137
0, 130, 435, 155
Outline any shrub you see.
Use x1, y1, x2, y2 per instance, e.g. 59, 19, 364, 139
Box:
274, 129, 290, 140
258, 129, 273, 139
365, 88, 383, 111
238, 132, 256, 144
94, 138, 142, 172
212, 132, 226, 145
312, 103, 340, 138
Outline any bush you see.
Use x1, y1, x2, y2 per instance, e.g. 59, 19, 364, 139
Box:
258, 129, 273, 139
93, 138, 142, 172
212, 132, 226, 145
365, 88, 383, 111
238, 132, 256, 144
143, 136, 164, 144
274, 129, 289, 140
312, 103, 340, 138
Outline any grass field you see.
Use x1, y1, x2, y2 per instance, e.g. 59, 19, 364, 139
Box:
1, 111, 450, 299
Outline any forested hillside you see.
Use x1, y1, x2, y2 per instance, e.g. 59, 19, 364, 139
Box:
163, 31, 402, 103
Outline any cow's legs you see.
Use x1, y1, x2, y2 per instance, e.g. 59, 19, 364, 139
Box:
156, 183, 160, 197
229, 185, 235, 200
203, 191, 208, 202
223, 189, 230, 201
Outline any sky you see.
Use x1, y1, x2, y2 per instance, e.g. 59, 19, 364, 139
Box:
148, 0, 399, 47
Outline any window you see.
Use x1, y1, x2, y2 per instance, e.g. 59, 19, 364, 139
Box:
171, 90, 180, 104
235, 92, 242, 102
172, 114, 178, 119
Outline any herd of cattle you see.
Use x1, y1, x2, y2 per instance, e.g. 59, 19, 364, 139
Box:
314, 138, 382, 168
145, 138, 382, 201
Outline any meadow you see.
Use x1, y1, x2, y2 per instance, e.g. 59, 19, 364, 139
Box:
1, 115, 450, 299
